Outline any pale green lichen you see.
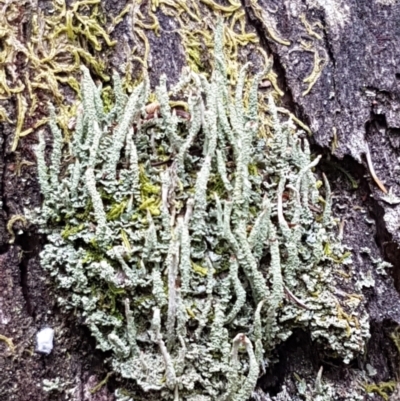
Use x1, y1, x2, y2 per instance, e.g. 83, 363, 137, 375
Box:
35, 21, 369, 400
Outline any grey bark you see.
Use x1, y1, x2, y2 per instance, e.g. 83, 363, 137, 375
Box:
1, 0, 400, 400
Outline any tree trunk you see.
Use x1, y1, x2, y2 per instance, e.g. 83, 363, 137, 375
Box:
1, 1, 400, 400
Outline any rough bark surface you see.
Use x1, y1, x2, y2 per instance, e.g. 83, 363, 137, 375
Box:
2, 0, 400, 400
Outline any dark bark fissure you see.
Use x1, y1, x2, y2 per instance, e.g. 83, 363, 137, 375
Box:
258, 329, 318, 396
241, 1, 321, 153
242, 1, 295, 106
365, 113, 400, 294
15, 231, 39, 318
0, 125, 7, 254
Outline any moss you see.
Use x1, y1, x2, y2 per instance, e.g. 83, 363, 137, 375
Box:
101, 86, 115, 113
107, 201, 127, 221
0, 0, 116, 151
0, 334, 16, 353
191, 261, 208, 276
324, 160, 359, 189
391, 327, 400, 354
81, 246, 105, 264
61, 223, 85, 239
364, 382, 396, 400
76, 200, 93, 220
6, 215, 27, 244
101, 284, 127, 315
89, 372, 114, 394
329, 251, 352, 264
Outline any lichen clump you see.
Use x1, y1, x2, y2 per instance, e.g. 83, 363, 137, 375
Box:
36, 23, 369, 400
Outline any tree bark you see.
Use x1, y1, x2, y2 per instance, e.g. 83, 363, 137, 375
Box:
1, 0, 400, 400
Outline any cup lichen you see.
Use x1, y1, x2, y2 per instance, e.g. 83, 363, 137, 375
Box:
35, 21, 369, 400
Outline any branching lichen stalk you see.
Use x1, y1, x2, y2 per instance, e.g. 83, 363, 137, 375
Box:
35, 19, 369, 401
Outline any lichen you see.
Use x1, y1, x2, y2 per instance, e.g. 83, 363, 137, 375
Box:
42, 377, 66, 393
35, 21, 369, 400
291, 367, 366, 401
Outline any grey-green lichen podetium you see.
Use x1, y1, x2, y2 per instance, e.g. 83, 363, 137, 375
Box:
35, 20, 369, 401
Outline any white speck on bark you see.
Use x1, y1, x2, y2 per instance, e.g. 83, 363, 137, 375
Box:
36, 327, 55, 355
